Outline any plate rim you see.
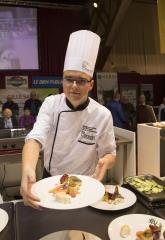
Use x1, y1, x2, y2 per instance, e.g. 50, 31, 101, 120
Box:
31, 174, 105, 210
90, 185, 137, 211
0, 208, 9, 232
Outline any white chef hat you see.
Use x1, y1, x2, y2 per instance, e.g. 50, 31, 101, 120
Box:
63, 30, 101, 78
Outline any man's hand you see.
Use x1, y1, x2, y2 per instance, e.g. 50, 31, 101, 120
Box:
20, 168, 41, 210
93, 154, 116, 181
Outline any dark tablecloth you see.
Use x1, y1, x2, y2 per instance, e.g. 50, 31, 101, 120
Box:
15, 200, 153, 240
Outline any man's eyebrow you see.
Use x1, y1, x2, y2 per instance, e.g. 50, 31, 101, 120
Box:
64, 76, 86, 80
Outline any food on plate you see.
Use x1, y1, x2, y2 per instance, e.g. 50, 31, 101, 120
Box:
69, 175, 82, 186
102, 185, 124, 205
120, 224, 131, 238
49, 174, 82, 203
55, 192, 71, 204
127, 177, 164, 195
136, 229, 153, 240
136, 218, 163, 240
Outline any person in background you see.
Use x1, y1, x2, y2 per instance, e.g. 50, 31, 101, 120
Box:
0, 100, 3, 117
138, 93, 146, 106
19, 107, 36, 130
158, 96, 165, 121
0, 108, 18, 129
120, 95, 136, 131
24, 90, 42, 117
136, 93, 157, 124
105, 91, 129, 129
2, 95, 19, 118
20, 30, 116, 209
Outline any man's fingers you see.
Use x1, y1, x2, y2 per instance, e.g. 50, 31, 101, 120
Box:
27, 199, 42, 210
96, 165, 107, 181
92, 159, 105, 181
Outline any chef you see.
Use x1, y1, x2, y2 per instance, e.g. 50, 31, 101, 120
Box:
20, 30, 116, 208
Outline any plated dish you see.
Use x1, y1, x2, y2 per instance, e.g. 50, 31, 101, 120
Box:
90, 185, 137, 210
31, 174, 105, 209
108, 214, 165, 240
0, 208, 9, 232
125, 175, 165, 202
40, 230, 102, 240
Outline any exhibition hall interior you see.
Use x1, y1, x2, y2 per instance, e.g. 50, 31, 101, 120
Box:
0, 1, 165, 240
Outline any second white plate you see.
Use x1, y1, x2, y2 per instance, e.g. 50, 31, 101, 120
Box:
108, 214, 165, 240
90, 185, 137, 210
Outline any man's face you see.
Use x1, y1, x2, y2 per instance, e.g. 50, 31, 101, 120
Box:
31, 91, 37, 99
63, 70, 94, 107
7, 95, 13, 102
3, 108, 12, 118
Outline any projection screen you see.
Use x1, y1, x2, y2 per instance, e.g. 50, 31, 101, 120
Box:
0, 6, 39, 70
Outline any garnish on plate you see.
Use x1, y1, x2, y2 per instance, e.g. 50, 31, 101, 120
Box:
102, 185, 124, 205
136, 218, 163, 240
49, 174, 82, 204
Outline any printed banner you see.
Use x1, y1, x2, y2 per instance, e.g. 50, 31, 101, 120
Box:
32, 76, 62, 88
5, 75, 28, 88
34, 88, 59, 102
96, 72, 118, 105
120, 84, 137, 108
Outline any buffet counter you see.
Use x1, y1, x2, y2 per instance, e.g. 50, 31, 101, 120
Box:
0, 134, 43, 201
138, 123, 165, 178
1, 191, 165, 240
108, 127, 136, 185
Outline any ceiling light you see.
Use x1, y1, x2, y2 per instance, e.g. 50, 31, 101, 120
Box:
93, 2, 98, 8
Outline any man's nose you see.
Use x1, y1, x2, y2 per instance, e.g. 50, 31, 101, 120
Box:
73, 80, 78, 87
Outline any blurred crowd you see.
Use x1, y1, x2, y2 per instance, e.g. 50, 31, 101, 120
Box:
104, 90, 165, 131
0, 90, 42, 130
0, 89, 164, 132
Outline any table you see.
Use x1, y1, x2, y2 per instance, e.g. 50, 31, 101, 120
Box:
15, 200, 152, 240
1, 193, 165, 240
116, 136, 132, 178
0, 202, 15, 240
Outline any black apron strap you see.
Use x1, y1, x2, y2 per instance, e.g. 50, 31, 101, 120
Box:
42, 168, 51, 179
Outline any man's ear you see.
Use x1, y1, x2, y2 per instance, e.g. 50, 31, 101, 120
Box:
89, 79, 94, 90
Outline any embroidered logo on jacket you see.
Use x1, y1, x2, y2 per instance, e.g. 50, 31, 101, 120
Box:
78, 125, 97, 145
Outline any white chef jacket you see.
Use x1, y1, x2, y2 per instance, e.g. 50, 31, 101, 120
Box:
26, 93, 116, 176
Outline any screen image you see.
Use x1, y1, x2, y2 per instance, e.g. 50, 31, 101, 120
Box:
0, 6, 39, 70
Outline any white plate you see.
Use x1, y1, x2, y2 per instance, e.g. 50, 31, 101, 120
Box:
90, 185, 137, 210
31, 175, 105, 209
40, 230, 102, 240
0, 208, 9, 232
108, 214, 165, 240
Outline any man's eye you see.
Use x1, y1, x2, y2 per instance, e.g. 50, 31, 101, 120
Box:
67, 78, 74, 83
78, 79, 86, 84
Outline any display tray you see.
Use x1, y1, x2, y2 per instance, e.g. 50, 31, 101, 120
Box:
125, 175, 165, 203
